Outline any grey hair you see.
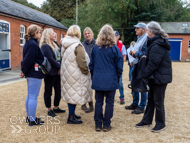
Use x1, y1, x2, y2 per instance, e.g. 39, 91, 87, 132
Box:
147, 21, 168, 39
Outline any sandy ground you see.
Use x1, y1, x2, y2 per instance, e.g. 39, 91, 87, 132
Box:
0, 62, 190, 143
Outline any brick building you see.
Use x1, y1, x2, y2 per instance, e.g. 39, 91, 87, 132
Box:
0, 0, 67, 71
160, 22, 190, 61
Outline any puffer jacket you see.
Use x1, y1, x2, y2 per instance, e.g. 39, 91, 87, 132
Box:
143, 35, 172, 84
60, 36, 93, 105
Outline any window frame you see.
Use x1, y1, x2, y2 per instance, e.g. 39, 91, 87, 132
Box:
188, 40, 190, 52
20, 25, 25, 46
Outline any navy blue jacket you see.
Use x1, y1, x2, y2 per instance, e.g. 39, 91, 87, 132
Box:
41, 44, 60, 76
143, 35, 172, 84
21, 38, 44, 79
89, 45, 123, 91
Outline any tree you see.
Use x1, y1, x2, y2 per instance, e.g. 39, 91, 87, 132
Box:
12, 0, 41, 11
41, 0, 85, 22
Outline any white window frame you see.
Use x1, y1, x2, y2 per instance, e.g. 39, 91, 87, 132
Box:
61, 34, 63, 39
188, 40, 190, 52
54, 32, 57, 41
20, 25, 25, 46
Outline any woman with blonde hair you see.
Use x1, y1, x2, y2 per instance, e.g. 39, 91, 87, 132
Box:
89, 24, 123, 132
20, 24, 44, 126
61, 25, 93, 124
40, 28, 65, 117
81, 27, 96, 113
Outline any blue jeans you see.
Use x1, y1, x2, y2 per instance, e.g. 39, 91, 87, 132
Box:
25, 78, 42, 121
132, 91, 147, 109
131, 65, 147, 109
119, 75, 124, 100
68, 103, 76, 115
94, 90, 116, 128
129, 65, 132, 81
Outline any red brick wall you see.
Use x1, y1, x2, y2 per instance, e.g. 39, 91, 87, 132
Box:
169, 34, 190, 61
0, 15, 67, 70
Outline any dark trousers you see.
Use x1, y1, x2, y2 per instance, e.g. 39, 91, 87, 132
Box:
94, 90, 116, 128
68, 103, 76, 115
142, 84, 167, 127
44, 75, 61, 108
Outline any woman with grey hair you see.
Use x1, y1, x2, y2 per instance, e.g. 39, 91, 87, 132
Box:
135, 21, 172, 133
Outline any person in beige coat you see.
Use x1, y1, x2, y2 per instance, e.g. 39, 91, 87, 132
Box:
61, 25, 93, 124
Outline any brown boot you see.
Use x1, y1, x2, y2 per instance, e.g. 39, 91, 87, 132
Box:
85, 101, 94, 113
81, 104, 88, 112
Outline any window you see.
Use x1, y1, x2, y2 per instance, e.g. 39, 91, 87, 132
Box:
54, 32, 57, 41
20, 25, 25, 46
188, 40, 190, 52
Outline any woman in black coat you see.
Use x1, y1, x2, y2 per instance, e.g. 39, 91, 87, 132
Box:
135, 21, 172, 133
40, 28, 65, 117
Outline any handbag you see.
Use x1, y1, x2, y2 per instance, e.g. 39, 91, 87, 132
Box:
39, 57, 51, 74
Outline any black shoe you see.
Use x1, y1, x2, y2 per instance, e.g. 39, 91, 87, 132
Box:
132, 107, 144, 114
95, 126, 102, 132
26, 116, 30, 123
74, 114, 81, 119
103, 126, 111, 132
125, 104, 138, 110
135, 121, 151, 128
48, 109, 56, 117
81, 104, 89, 112
53, 107, 65, 113
151, 125, 165, 133
29, 118, 44, 126
67, 115, 83, 124
120, 99, 125, 104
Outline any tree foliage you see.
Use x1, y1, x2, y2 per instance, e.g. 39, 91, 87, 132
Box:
12, 0, 41, 11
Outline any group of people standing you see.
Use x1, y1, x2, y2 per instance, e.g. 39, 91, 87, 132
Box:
20, 21, 172, 133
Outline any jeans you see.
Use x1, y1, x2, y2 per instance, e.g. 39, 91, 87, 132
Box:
68, 103, 76, 115
94, 90, 116, 128
142, 84, 167, 127
44, 75, 61, 108
119, 75, 124, 100
25, 78, 42, 121
131, 64, 147, 109
132, 91, 147, 109
129, 65, 132, 81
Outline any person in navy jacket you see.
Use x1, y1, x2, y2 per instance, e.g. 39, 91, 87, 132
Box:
135, 21, 172, 133
20, 24, 44, 126
40, 28, 65, 117
89, 24, 123, 132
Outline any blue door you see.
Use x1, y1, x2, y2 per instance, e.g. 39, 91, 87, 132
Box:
169, 39, 182, 61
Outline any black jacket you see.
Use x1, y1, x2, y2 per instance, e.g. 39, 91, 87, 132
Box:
41, 44, 60, 76
21, 38, 44, 79
132, 57, 150, 92
82, 39, 96, 58
143, 35, 172, 84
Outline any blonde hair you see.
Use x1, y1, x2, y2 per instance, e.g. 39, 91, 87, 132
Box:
130, 41, 136, 47
40, 28, 58, 50
67, 25, 81, 40
24, 24, 41, 42
83, 27, 94, 39
96, 24, 116, 48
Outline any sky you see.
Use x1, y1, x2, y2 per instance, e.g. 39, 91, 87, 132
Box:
27, 0, 46, 8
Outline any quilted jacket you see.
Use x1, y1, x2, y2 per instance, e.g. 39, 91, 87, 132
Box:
60, 36, 93, 105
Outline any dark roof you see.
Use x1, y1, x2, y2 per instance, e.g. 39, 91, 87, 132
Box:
0, 0, 67, 30
160, 22, 190, 34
